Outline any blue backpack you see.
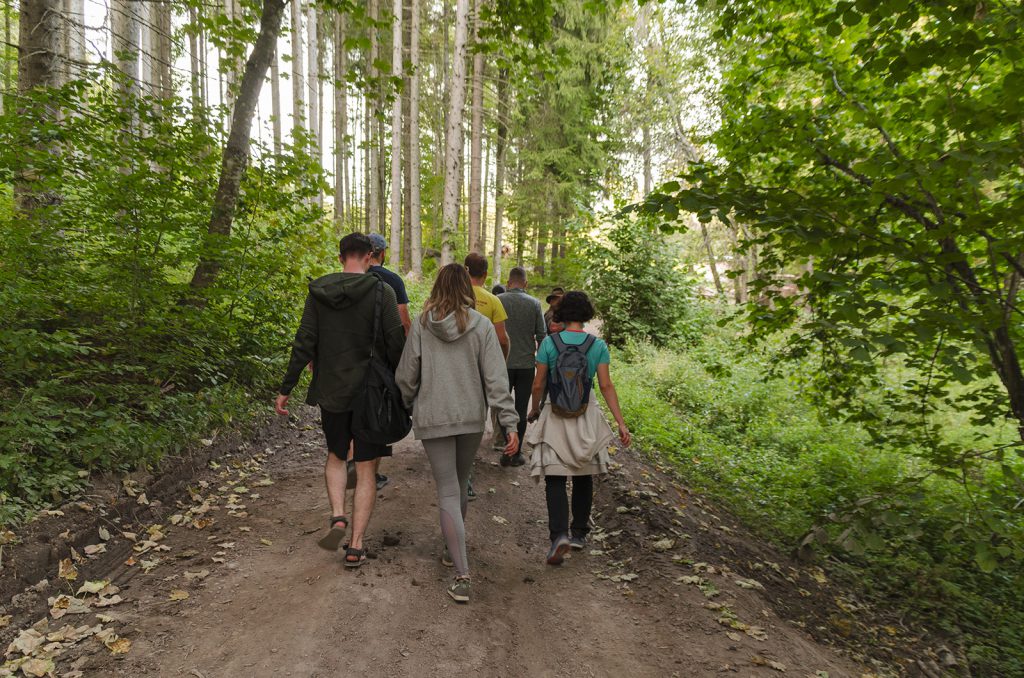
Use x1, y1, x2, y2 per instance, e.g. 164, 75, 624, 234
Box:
548, 333, 597, 418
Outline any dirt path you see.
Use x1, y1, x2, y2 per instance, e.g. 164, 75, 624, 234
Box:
3, 407, 871, 677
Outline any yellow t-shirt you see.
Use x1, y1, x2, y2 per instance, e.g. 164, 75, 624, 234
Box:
473, 286, 508, 324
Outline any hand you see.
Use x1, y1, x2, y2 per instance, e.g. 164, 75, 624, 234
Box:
274, 394, 290, 416
504, 432, 519, 456
617, 423, 631, 447
527, 408, 540, 423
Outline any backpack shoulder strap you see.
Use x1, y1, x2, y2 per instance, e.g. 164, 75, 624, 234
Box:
550, 331, 568, 352
368, 281, 384, 359
578, 334, 597, 355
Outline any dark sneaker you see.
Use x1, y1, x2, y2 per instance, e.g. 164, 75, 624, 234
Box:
546, 534, 571, 566
569, 534, 587, 550
467, 483, 477, 501
508, 452, 526, 467
376, 473, 390, 491
499, 453, 512, 467
441, 546, 454, 567
447, 577, 470, 603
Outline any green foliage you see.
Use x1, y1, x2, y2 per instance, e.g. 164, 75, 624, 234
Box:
582, 213, 696, 346
0, 77, 333, 524
612, 316, 1024, 674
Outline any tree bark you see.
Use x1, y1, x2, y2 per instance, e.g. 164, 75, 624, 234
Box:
388, 0, 402, 256
307, 2, 321, 206
440, 0, 469, 265
700, 220, 724, 296
409, 0, 423, 277
334, 12, 348, 228
270, 42, 282, 154
289, 0, 305, 135
492, 68, 508, 284
190, 0, 288, 291
467, 0, 485, 253
367, 0, 380, 233
401, 0, 412, 271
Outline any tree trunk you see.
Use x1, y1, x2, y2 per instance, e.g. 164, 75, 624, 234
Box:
409, 0, 423, 277
190, 0, 287, 291
642, 122, 652, 195
535, 220, 547, 276
289, 0, 305, 134
388, 0, 402, 255
700, 220, 724, 296
482, 133, 490, 256
440, 0, 469, 265
111, 0, 140, 106
63, 0, 86, 81
467, 0, 485, 254
492, 68, 508, 284
270, 42, 282, 154
307, 2, 321, 206
334, 12, 348, 229
15, 0, 62, 217
401, 0, 412, 271
726, 219, 746, 303
367, 0, 380, 233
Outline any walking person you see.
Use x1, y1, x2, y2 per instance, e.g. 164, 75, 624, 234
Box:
275, 233, 406, 568
525, 291, 631, 566
544, 288, 565, 335
396, 264, 520, 603
497, 267, 546, 467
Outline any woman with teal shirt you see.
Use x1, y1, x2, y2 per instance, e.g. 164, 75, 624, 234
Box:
525, 291, 631, 566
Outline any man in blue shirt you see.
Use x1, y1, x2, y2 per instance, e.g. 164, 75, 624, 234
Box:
368, 233, 411, 335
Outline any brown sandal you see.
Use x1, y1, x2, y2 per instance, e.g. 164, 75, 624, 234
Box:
316, 516, 349, 551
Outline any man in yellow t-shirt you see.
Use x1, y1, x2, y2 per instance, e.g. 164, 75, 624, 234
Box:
465, 253, 510, 358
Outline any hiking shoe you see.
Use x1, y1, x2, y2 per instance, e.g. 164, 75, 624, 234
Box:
467, 483, 477, 501
441, 546, 454, 567
447, 577, 470, 603
508, 452, 526, 467
376, 473, 390, 491
499, 452, 512, 467
546, 534, 571, 566
569, 534, 587, 551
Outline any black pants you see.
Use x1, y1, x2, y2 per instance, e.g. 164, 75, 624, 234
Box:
545, 475, 594, 541
502, 367, 534, 453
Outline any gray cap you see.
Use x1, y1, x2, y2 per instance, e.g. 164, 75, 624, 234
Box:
368, 233, 388, 251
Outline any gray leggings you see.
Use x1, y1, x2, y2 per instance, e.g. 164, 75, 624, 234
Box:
422, 432, 483, 577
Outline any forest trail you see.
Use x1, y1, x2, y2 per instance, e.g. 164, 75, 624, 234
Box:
7, 407, 868, 677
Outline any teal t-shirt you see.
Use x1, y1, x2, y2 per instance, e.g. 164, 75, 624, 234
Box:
535, 331, 610, 379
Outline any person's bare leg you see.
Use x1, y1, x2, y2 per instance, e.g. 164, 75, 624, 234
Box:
348, 460, 377, 554
324, 452, 349, 517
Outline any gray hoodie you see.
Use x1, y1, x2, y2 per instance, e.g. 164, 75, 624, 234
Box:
396, 308, 520, 440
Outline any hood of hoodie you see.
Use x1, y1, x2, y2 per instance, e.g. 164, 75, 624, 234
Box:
425, 308, 484, 343
308, 272, 379, 310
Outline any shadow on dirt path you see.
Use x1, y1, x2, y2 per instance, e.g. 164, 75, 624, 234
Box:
3, 406, 868, 677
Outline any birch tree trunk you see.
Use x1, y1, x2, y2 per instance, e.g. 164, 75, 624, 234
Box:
334, 12, 348, 229
270, 43, 282, 154
188, 5, 204, 127
409, 0, 423, 277
153, 0, 172, 101
190, 0, 288, 291
307, 3, 321, 205
491, 69, 508, 283
440, 0, 469, 265
63, 0, 86, 81
289, 0, 305, 135
466, 0, 484, 254
388, 0, 402, 255
699, 220, 724, 296
111, 0, 140, 133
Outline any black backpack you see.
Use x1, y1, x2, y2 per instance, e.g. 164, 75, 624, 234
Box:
547, 333, 597, 418
352, 282, 412, 445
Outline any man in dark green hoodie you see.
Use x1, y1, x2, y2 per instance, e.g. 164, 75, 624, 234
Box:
275, 233, 406, 567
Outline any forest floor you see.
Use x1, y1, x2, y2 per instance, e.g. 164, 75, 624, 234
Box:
1, 406, 899, 678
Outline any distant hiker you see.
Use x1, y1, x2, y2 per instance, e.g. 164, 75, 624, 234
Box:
496, 266, 546, 467
367, 232, 411, 491
396, 263, 520, 603
275, 233, 406, 569
491, 283, 506, 296
544, 287, 565, 335
525, 291, 631, 566
464, 252, 510, 499
368, 232, 412, 336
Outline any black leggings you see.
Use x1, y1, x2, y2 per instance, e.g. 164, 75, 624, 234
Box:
502, 367, 534, 453
544, 475, 594, 541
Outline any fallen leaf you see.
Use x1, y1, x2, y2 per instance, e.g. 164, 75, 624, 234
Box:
58, 558, 78, 582
140, 558, 161, 573
98, 526, 111, 541
48, 595, 90, 619
746, 626, 768, 641
183, 570, 210, 582
136, 493, 149, 506
0, 615, 10, 628
95, 595, 123, 608
259, 539, 273, 546
168, 514, 184, 526
676, 575, 703, 585
735, 578, 765, 591
105, 636, 131, 654
191, 518, 214, 530
0, 529, 16, 545
651, 538, 675, 552
726, 631, 742, 642
217, 542, 236, 549
19, 657, 56, 677
168, 590, 189, 601
83, 544, 106, 557
7, 628, 45, 656
121, 532, 137, 541
75, 580, 109, 595
491, 516, 509, 526
254, 478, 274, 487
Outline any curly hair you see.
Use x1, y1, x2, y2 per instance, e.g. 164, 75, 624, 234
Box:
552, 291, 595, 324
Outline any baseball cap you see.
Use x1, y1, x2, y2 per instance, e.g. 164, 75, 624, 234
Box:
545, 288, 564, 304
368, 233, 388, 251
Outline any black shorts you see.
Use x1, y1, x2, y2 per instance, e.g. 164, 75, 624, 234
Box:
320, 409, 392, 462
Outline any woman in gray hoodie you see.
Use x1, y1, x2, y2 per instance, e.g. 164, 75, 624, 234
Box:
396, 264, 520, 603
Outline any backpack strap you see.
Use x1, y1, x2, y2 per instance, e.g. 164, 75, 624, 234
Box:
368, 281, 384, 360
550, 331, 568, 353
577, 334, 597, 356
